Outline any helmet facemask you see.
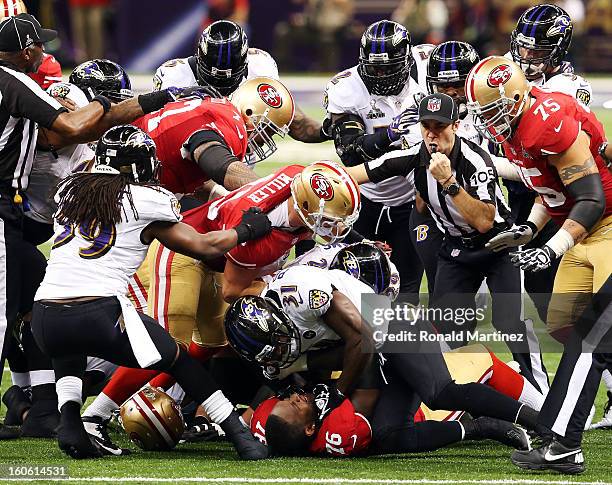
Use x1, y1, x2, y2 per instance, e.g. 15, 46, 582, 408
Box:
358, 56, 412, 96
468, 84, 527, 145
245, 108, 290, 163
510, 33, 560, 80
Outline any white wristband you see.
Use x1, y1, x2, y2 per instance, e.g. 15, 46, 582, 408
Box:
209, 183, 229, 201
545, 228, 575, 258
527, 203, 550, 234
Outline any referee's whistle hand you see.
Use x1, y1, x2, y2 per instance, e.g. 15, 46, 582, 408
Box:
428, 152, 452, 182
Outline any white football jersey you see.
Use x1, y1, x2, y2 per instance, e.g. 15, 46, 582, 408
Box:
152, 48, 280, 91
36, 185, 181, 301
325, 46, 432, 206
264, 265, 374, 353
26, 83, 95, 224
543, 72, 592, 107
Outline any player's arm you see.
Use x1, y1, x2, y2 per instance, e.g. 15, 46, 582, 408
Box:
183, 132, 258, 190
322, 291, 374, 394
142, 208, 272, 260
345, 148, 419, 185
222, 260, 266, 303
40, 90, 175, 149
330, 112, 395, 166
549, 130, 605, 245
288, 106, 327, 143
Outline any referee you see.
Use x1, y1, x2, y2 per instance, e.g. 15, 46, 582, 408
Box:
348, 93, 546, 392
0, 13, 180, 436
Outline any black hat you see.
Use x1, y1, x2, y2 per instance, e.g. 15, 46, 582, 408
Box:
0, 13, 57, 52
418, 93, 459, 124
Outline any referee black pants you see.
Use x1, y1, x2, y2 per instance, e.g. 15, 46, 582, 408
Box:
408, 207, 444, 298
354, 196, 423, 305
538, 275, 612, 448
432, 237, 548, 393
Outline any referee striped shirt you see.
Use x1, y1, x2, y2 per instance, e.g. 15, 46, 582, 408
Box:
365, 136, 512, 237
0, 60, 65, 191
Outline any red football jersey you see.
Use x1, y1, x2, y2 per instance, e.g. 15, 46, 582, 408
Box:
181, 165, 311, 271
133, 97, 248, 195
29, 53, 62, 89
309, 399, 372, 457
250, 397, 279, 444
250, 397, 372, 456
504, 87, 612, 225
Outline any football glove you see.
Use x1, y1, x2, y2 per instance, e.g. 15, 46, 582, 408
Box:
486, 223, 537, 252
313, 383, 345, 427
510, 246, 556, 272
387, 106, 419, 142
234, 207, 272, 244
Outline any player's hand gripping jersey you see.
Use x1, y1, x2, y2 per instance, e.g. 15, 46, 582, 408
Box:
133, 96, 248, 195
181, 165, 310, 273
251, 396, 371, 456
503, 87, 612, 225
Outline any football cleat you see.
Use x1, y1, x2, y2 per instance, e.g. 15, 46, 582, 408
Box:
590, 391, 612, 429
58, 402, 103, 459
180, 415, 226, 443
2, 385, 31, 426
0, 424, 20, 440
511, 438, 585, 474
20, 398, 59, 438
474, 416, 530, 450
82, 416, 130, 456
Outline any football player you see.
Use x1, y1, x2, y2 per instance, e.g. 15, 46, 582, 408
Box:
80, 161, 361, 453
69, 59, 134, 104
466, 57, 611, 336
30, 125, 272, 460
225, 243, 539, 456
152, 19, 327, 144
325, 20, 433, 306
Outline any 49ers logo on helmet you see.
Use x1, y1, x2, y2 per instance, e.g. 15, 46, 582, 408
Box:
310, 173, 334, 201
487, 64, 512, 88
257, 83, 283, 108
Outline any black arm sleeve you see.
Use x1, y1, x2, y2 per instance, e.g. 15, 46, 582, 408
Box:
364, 152, 419, 183
183, 130, 240, 185
342, 228, 366, 243
332, 113, 394, 167
6, 75, 67, 128
566, 172, 606, 230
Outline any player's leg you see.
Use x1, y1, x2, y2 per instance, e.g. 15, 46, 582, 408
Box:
408, 205, 444, 298
486, 251, 548, 393
512, 275, 612, 474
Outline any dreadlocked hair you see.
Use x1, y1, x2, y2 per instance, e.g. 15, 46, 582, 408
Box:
56, 172, 139, 227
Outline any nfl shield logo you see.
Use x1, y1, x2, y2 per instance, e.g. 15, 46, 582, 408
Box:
427, 98, 441, 112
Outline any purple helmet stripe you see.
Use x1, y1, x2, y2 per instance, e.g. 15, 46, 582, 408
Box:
380, 21, 386, 53
522, 5, 542, 34
227, 36, 231, 68
530, 6, 550, 37
371, 22, 379, 54
450, 41, 457, 70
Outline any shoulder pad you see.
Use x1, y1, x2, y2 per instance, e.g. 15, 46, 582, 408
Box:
325, 68, 369, 113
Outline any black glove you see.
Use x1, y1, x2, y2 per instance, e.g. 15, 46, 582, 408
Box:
234, 207, 272, 244
313, 383, 345, 426
320, 116, 334, 141
387, 105, 419, 142
510, 246, 556, 272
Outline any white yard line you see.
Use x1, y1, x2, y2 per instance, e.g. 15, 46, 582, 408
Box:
3, 478, 610, 485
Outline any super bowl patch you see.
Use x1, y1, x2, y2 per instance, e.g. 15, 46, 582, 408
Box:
309, 289, 330, 310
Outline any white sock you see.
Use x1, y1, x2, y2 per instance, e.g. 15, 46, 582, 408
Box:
518, 377, 545, 411
202, 390, 233, 424
56, 376, 83, 411
602, 370, 612, 392
29, 369, 56, 387
82, 392, 119, 420
11, 371, 30, 388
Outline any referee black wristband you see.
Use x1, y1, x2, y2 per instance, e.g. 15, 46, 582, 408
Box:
138, 90, 171, 114
92, 95, 112, 114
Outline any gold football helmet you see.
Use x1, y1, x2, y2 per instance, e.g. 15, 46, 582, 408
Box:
0, 0, 27, 20
291, 161, 361, 243
465, 56, 531, 144
230, 76, 295, 163
119, 386, 185, 451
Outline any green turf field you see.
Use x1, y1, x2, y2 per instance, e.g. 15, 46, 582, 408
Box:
1, 100, 611, 484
